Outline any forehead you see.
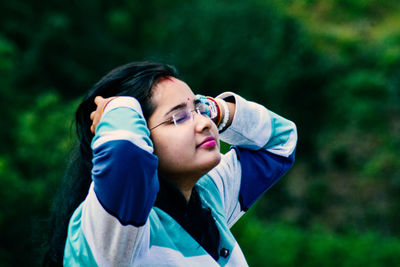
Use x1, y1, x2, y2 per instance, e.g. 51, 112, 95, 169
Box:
152, 78, 196, 115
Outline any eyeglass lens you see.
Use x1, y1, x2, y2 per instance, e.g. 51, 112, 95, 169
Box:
172, 103, 211, 126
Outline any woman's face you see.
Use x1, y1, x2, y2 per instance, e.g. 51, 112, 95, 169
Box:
148, 77, 221, 179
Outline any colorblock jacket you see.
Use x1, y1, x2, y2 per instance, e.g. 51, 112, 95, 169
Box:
64, 92, 297, 266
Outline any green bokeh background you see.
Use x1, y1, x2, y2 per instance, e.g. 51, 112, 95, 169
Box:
0, 0, 399, 266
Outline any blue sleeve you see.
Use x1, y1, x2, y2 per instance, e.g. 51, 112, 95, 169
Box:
91, 97, 159, 226
234, 147, 295, 211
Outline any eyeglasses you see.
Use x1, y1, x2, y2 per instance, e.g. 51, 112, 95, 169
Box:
150, 103, 212, 130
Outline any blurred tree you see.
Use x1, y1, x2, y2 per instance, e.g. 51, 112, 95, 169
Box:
0, 93, 77, 265
0, 35, 17, 154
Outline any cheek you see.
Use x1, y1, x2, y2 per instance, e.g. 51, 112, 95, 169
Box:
152, 130, 195, 167
154, 130, 192, 152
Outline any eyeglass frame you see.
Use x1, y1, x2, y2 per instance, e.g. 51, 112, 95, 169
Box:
149, 102, 212, 131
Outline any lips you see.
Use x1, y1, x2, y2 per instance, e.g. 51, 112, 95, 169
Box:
197, 136, 217, 149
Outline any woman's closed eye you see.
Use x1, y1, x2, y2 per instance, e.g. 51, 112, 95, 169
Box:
166, 103, 212, 127
172, 110, 192, 124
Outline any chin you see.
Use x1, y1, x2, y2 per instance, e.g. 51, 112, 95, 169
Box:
212, 152, 222, 166
200, 152, 222, 173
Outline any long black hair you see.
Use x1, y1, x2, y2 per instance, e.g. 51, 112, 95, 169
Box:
43, 62, 178, 266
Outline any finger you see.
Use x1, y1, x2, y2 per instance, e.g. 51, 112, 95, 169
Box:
90, 111, 96, 121
94, 96, 104, 105
92, 116, 99, 128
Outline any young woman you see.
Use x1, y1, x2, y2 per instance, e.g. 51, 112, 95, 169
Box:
44, 61, 297, 266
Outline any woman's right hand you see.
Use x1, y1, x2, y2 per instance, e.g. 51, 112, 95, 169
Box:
90, 96, 116, 134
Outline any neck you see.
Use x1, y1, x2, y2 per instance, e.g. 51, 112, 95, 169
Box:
179, 184, 195, 201
161, 172, 202, 202
173, 177, 197, 202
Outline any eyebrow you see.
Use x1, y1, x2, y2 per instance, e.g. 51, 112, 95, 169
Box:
164, 99, 201, 117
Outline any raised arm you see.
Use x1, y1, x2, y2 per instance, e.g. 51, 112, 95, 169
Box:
64, 97, 158, 265
205, 92, 297, 227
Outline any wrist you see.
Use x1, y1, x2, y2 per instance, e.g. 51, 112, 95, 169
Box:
101, 97, 117, 114
216, 98, 230, 132
205, 96, 222, 125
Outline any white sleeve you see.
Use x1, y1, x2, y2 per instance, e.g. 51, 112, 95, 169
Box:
208, 92, 297, 227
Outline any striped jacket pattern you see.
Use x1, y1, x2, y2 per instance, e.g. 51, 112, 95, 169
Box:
64, 92, 297, 266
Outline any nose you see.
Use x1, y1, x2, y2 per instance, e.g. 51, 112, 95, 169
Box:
193, 112, 212, 133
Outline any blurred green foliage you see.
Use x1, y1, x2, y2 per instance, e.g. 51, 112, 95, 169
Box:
232, 207, 400, 267
0, 0, 399, 265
